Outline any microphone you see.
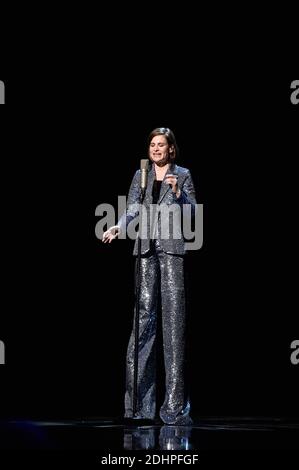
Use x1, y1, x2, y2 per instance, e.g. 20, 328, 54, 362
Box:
140, 159, 149, 193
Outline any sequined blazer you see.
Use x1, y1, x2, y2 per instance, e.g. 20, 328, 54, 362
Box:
118, 163, 197, 256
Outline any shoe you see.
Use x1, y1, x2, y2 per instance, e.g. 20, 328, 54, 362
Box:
160, 415, 193, 426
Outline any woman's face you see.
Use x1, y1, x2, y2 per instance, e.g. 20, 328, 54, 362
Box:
149, 135, 172, 167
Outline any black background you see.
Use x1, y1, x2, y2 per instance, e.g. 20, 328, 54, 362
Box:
0, 16, 298, 422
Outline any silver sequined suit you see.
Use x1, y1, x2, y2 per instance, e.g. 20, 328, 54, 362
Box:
120, 163, 197, 425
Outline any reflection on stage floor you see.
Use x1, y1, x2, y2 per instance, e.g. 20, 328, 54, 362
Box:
1, 416, 299, 451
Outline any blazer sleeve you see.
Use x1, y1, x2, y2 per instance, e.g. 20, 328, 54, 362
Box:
117, 170, 141, 234
174, 169, 197, 217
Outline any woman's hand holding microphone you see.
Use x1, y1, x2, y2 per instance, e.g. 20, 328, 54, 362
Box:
164, 174, 181, 198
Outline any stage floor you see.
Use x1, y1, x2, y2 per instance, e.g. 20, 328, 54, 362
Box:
1, 416, 299, 451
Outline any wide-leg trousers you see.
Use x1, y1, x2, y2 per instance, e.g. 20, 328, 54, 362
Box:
124, 240, 192, 425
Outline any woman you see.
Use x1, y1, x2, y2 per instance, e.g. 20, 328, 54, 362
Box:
102, 127, 197, 425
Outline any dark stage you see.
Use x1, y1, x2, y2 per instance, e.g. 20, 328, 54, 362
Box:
1, 25, 298, 467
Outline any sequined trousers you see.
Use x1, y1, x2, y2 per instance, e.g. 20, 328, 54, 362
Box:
124, 239, 192, 425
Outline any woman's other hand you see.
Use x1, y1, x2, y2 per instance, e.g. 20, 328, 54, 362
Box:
102, 225, 120, 243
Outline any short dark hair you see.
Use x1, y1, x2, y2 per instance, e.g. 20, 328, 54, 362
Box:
147, 127, 179, 161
